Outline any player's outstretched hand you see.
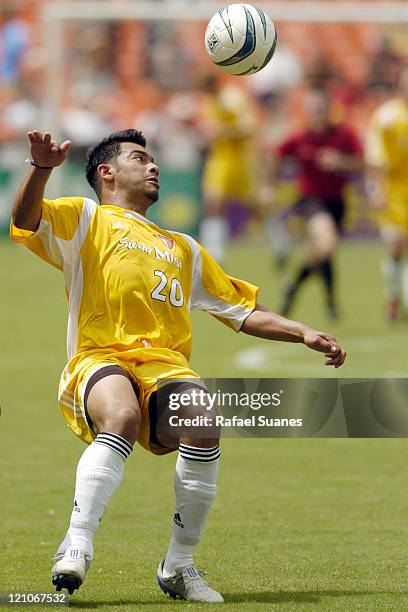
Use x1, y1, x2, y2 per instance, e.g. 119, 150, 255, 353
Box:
28, 131, 71, 168
303, 331, 346, 368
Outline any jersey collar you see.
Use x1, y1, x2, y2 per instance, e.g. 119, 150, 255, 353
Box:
101, 204, 156, 226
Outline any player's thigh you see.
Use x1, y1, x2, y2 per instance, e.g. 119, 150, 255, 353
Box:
307, 212, 338, 258
87, 373, 141, 443
153, 384, 220, 450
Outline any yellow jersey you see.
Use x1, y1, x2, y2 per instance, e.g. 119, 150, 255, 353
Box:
11, 198, 259, 366
365, 97, 408, 196
202, 86, 256, 200
203, 86, 255, 159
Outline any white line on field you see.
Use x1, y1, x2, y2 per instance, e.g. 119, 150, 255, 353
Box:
234, 336, 406, 374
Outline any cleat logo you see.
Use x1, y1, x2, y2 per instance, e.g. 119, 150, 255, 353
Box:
69, 549, 80, 558
186, 567, 197, 578
173, 512, 184, 528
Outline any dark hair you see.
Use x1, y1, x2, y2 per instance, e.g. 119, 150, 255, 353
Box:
85, 129, 147, 200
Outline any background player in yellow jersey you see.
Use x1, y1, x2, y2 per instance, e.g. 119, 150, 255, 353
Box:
11, 128, 346, 603
199, 75, 257, 263
365, 64, 408, 320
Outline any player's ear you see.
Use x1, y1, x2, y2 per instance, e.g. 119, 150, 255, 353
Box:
97, 164, 114, 183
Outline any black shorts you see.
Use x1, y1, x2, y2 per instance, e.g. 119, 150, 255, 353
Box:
148, 381, 207, 449
83, 365, 205, 451
294, 197, 345, 229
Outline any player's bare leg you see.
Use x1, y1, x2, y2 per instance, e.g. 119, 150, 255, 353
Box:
52, 374, 140, 594
199, 194, 228, 264
282, 212, 338, 317
381, 229, 407, 320
308, 212, 338, 316
156, 388, 223, 602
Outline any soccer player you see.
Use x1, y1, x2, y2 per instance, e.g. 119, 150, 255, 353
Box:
199, 75, 257, 263
365, 65, 408, 320
267, 88, 363, 317
11, 129, 346, 603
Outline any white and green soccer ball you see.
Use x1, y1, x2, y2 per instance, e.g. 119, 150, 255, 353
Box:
205, 3, 277, 76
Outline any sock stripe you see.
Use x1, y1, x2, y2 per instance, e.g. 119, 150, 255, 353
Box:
97, 432, 133, 454
98, 432, 133, 453
179, 444, 219, 453
179, 444, 220, 462
179, 447, 220, 456
94, 439, 128, 460
94, 433, 133, 460
96, 437, 130, 458
179, 446, 220, 457
95, 436, 132, 458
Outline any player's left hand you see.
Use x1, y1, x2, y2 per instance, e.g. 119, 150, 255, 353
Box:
303, 331, 346, 368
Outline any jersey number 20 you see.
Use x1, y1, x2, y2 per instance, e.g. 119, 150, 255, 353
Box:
151, 270, 184, 307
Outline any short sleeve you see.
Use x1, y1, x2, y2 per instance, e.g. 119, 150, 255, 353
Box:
188, 240, 259, 331
10, 197, 91, 270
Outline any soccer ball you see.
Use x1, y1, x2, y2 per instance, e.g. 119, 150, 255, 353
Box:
205, 3, 277, 76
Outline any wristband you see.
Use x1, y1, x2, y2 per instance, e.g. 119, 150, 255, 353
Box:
25, 158, 53, 170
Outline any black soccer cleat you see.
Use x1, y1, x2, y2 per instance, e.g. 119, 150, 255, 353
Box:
52, 572, 81, 595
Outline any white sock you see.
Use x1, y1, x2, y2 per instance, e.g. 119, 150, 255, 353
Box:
55, 432, 133, 559
199, 217, 228, 263
265, 216, 291, 259
381, 257, 401, 299
163, 444, 220, 577
401, 263, 408, 312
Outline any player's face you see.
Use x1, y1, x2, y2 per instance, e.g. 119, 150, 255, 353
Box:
305, 92, 330, 130
115, 142, 160, 204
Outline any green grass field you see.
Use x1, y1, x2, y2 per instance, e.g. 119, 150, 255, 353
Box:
1, 237, 408, 611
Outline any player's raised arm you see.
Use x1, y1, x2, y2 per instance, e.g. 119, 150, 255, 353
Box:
241, 303, 346, 368
12, 131, 71, 232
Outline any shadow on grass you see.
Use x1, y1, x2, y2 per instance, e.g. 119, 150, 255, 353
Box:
224, 590, 408, 604
68, 589, 408, 607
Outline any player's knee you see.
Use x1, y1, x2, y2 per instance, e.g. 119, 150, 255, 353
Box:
181, 403, 220, 445
94, 404, 141, 442
314, 233, 336, 260
180, 422, 221, 448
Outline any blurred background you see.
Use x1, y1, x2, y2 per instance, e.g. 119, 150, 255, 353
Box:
2, 0, 407, 233
1, 0, 408, 376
